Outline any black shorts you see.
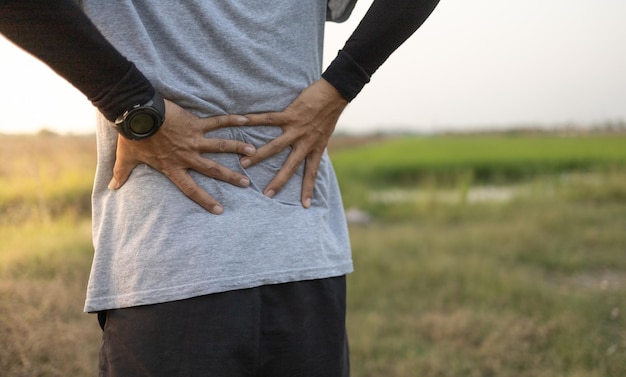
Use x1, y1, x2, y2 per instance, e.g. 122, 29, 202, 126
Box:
97, 276, 349, 377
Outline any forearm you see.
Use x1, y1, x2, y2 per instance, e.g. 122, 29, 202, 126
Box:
0, 0, 154, 121
323, 0, 440, 101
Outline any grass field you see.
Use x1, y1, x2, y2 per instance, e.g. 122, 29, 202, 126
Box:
1, 133, 625, 376
331, 134, 626, 186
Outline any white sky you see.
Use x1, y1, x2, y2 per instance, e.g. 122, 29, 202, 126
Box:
1, 0, 625, 134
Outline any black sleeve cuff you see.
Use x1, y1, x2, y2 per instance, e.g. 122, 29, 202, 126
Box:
89, 63, 155, 122
322, 50, 371, 102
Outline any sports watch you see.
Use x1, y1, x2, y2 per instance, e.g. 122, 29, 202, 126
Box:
114, 91, 166, 140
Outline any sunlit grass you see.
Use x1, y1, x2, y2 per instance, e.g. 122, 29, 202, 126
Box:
0, 215, 93, 277
0, 134, 95, 224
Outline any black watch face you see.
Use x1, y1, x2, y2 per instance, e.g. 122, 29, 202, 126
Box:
129, 112, 157, 136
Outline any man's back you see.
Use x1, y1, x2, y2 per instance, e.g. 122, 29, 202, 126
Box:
83, 0, 352, 313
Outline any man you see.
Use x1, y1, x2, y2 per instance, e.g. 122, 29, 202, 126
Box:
0, 0, 439, 375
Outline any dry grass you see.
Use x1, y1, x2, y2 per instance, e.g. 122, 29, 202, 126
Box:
0, 134, 100, 376
0, 218, 100, 377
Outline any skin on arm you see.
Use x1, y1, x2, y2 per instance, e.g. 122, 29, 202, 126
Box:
109, 99, 256, 215
240, 79, 348, 208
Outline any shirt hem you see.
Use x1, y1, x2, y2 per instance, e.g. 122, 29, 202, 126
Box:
84, 262, 354, 313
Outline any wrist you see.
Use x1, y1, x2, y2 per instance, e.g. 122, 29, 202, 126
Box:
320, 78, 349, 107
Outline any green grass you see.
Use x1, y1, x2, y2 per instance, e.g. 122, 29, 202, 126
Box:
1, 133, 625, 376
346, 194, 626, 376
333, 135, 626, 182
331, 135, 626, 208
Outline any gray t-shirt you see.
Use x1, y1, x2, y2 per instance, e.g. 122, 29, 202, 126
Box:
82, 0, 352, 312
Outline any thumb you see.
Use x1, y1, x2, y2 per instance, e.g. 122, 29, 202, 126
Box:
108, 158, 136, 190
108, 137, 137, 190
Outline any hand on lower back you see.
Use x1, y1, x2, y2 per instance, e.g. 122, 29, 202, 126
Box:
240, 79, 348, 208
109, 100, 256, 215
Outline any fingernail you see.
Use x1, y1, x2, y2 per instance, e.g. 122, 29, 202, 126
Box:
212, 205, 224, 215
243, 146, 255, 156
239, 177, 250, 187
237, 116, 248, 124
108, 178, 118, 190
241, 158, 251, 168
265, 190, 275, 198
304, 198, 311, 208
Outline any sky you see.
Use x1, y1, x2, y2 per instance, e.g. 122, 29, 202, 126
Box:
1, 0, 625, 135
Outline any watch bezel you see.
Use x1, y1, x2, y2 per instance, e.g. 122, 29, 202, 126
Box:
114, 91, 166, 140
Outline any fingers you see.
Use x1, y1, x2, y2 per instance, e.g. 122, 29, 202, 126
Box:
195, 114, 259, 157
198, 114, 250, 133
198, 138, 256, 156
301, 151, 323, 208
262, 146, 307, 199
242, 112, 286, 127
240, 135, 289, 169
108, 133, 248, 214
108, 157, 246, 215
237, 110, 297, 168
261, 149, 322, 210
191, 156, 251, 188
164, 169, 225, 215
